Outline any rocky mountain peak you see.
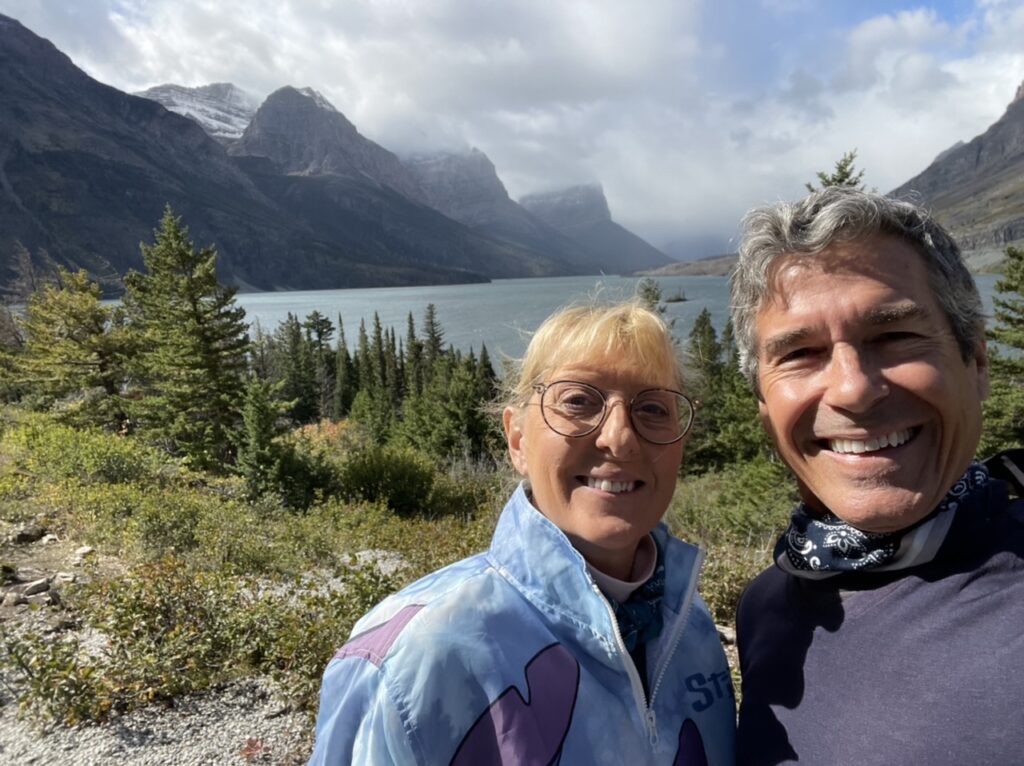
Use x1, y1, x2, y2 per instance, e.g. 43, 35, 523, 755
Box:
1013, 79, 1024, 106
402, 148, 512, 225
234, 86, 426, 203
295, 86, 337, 113
519, 184, 612, 228
133, 82, 260, 142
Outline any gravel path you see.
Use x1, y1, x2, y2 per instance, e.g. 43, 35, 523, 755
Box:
0, 679, 313, 765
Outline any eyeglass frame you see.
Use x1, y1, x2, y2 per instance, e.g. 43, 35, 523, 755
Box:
530, 380, 698, 445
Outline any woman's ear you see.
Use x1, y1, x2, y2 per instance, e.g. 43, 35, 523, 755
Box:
503, 406, 529, 476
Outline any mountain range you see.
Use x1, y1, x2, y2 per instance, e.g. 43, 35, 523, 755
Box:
0, 14, 670, 294
891, 82, 1024, 270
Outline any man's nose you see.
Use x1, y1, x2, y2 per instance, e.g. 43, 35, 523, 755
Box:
821, 344, 889, 413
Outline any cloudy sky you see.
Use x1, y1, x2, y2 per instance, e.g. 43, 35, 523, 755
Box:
2, 0, 1022, 256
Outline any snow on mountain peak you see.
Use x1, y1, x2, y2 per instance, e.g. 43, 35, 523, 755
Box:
133, 82, 261, 142
296, 87, 337, 112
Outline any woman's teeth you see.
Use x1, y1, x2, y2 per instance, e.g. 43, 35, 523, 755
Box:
586, 478, 636, 493
829, 428, 913, 455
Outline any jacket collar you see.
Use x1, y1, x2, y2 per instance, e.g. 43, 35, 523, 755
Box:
487, 483, 703, 653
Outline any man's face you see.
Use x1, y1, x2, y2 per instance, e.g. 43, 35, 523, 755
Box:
754, 235, 988, 532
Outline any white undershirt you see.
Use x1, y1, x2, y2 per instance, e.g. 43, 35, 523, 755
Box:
586, 534, 658, 602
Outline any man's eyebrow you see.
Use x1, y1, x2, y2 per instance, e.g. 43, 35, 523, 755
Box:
761, 328, 812, 361
759, 303, 929, 360
862, 303, 928, 325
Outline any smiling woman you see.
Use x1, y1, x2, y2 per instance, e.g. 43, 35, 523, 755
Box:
308, 300, 736, 765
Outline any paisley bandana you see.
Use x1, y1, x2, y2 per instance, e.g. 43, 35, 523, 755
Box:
608, 541, 666, 652
777, 463, 990, 579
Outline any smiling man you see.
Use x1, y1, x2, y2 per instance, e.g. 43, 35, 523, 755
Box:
730, 187, 1024, 765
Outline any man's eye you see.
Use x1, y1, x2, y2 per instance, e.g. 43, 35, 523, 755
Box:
778, 347, 814, 364
875, 331, 919, 343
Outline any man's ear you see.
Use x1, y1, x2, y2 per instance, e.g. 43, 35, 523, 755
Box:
974, 338, 990, 401
503, 407, 529, 476
757, 398, 774, 437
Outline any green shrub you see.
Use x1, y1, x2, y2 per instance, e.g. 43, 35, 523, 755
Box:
337, 445, 438, 516
2, 415, 168, 485
670, 454, 794, 545
0, 557, 399, 725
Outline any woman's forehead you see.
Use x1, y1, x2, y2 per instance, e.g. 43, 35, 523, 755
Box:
545, 353, 678, 389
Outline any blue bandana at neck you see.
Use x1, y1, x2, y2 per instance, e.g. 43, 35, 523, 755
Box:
777, 463, 990, 579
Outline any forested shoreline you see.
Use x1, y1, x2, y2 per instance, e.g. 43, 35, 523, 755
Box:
0, 209, 1020, 740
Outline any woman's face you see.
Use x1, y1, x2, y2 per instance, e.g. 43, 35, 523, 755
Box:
503, 354, 685, 579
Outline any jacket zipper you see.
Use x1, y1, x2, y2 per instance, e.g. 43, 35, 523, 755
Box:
590, 546, 706, 747
592, 580, 657, 743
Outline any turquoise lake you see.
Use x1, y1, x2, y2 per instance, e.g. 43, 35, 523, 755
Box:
236, 273, 1004, 362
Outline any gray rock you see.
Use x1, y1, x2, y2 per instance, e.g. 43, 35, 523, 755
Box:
22, 577, 50, 596
12, 524, 47, 545
716, 624, 737, 645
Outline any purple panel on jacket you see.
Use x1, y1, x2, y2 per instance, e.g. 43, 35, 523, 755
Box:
674, 718, 708, 766
449, 642, 580, 765
334, 604, 424, 667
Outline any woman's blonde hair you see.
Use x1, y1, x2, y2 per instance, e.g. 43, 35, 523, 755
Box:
502, 300, 686, 409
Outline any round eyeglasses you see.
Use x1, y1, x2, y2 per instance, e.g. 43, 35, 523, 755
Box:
532, 380, 696, 445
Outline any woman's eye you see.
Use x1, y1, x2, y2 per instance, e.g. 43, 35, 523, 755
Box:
634, 400, 671, 419
554, 388, 602, 412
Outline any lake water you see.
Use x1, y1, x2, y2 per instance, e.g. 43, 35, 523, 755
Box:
236, 273, 1004, 362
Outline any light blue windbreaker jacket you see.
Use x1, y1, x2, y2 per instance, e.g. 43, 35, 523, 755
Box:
309, 483, 736, 765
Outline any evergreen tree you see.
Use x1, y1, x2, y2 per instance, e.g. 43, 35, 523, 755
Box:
405, 312, 424, 396
355, 319, 371, 392
333, 316, 357, 417
687, 308, 722, 380
477, 343, 498, 394
275, 313, 318, 423
304, 310, 336, 419
16, 268, 134, 429
806, 149, 866, 192
123, 207, 249, 469
980, 244, 1024, 454
422, 304, 445, 374
236, 377, 288, 500
637, 278, 666, 315
683, 311, 767, 474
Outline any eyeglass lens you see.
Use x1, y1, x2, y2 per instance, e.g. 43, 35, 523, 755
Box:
540, 381, 693, 443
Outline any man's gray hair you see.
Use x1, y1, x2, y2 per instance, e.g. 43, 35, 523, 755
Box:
729, 186, 984, 392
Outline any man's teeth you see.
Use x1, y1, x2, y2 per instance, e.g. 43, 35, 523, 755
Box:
587, 478, 636, 493
829, 428, 913, 455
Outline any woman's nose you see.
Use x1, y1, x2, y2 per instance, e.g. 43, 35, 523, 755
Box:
594, 399, 641, 455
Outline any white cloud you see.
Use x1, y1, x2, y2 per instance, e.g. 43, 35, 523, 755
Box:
0, 0, 1021, 254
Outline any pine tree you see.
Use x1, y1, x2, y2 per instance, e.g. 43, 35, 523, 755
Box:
683, 312, 767, 474
304, 310, 336, 419
123, 207, 249, 469
333, 316, 357, 417
806, 150, 866, 192
980, 245, 1024, 454
17, 268, 134, 429
405, 312, 424, 396
422, 304, 445, 374
275, 313, 318, 424
236, 377, 288, 500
